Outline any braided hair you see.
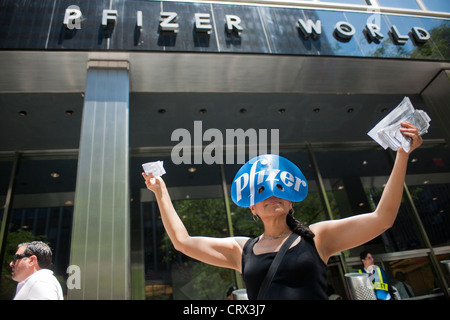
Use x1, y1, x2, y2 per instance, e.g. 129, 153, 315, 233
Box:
286, 208, 315, 240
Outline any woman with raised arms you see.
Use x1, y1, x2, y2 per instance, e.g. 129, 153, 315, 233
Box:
142, 121, 422, 300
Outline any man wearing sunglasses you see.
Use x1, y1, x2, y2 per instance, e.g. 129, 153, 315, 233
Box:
10, 241, 63, 300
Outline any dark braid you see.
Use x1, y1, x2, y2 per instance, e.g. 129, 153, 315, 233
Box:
286, 208, 315, 240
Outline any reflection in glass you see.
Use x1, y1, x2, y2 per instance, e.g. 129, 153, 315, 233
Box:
0, 157, 77, 299
142, 198, 236, 299
389, 257, 439, 297
377, 0, 421, 10
319, 0, 366, 5
408, 183, 450, 247
422, 0, 450, 13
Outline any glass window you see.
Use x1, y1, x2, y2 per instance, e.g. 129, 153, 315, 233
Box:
314, 148, 427, 256
346, 255, 443, 298
404, 145, 450, 248
388, 256, 442, 298
377, 0, 421, 10
139, 157, 236, 300
319, 0, 367, 5
142, 197, 234, 300
326, 258, 347, 299
422, 0, 450, 12
0, 160, 13, 219
0, 156, 77, 299
229, 199, 263, 238
437, 253, 450, 286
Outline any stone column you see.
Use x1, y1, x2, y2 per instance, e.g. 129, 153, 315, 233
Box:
68, 61, 130, 299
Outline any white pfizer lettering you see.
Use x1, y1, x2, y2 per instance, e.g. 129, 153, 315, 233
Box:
102, 9, 118, 28
294, 176, 307, 191
194, 13, 212, 33
160, 12, 179, 32
255, 170, 265, 185
265, 169, 280, 183
249, 159, 263, 206
280, 171, 294, 187
225, 14, 243, 35
235, 173, 249, 202
64, 6, 82, 30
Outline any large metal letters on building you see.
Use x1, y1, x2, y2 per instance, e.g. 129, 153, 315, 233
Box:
63, 5, 430, 45
1, 0, 448, 60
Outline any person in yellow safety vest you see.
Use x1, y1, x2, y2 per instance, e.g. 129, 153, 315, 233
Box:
359, 251, 391, 300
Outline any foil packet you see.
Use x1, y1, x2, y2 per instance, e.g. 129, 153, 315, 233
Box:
367, 97, 431, 152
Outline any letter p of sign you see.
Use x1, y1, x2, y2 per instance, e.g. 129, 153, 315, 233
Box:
64, 5, 82, 30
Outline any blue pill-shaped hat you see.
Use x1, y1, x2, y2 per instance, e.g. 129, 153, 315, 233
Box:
231, 154, 308, 207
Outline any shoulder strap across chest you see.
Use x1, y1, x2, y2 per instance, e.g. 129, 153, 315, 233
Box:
257, 232, 299, 300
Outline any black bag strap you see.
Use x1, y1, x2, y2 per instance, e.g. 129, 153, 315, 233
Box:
257, 232, 299, 300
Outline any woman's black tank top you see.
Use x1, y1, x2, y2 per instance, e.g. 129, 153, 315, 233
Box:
241, 235, 328, 300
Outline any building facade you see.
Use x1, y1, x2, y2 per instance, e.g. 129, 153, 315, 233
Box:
0, 0, 449, 300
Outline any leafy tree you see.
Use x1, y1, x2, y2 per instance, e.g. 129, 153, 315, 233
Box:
410, 21, 450, 60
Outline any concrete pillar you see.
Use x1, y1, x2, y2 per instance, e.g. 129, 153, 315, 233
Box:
68, 61, 130, 299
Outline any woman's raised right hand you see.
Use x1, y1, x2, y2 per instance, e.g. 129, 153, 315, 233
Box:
142, 172, 165, 195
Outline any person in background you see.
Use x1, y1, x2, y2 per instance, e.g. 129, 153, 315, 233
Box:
358, 250, 391, 300
10, 241, 63, 300
394, 271, 415, 299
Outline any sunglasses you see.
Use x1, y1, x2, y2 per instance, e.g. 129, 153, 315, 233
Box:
12, 253, 33, 262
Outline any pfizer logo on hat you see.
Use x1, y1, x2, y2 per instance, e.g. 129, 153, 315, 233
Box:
231, 154, 308, 207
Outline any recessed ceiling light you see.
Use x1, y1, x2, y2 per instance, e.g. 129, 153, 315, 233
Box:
66, 110, 74, 116
50, 172, 60, 178
157, 109, 166, 114
188, 167, 196, 173
278, 108, 286, 114
19, 111, 27, 116
239, 108, 247, 114
199, 109, 207, 114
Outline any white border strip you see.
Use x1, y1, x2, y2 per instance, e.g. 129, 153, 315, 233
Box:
157, 0, 450, 19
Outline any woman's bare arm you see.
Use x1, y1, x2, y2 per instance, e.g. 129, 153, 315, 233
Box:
142, 173, 248, 272
311, 121, 423, 263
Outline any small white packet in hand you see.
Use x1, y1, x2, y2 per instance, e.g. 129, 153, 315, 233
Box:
367, 97, 431, 151
142, 161, 166, 177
